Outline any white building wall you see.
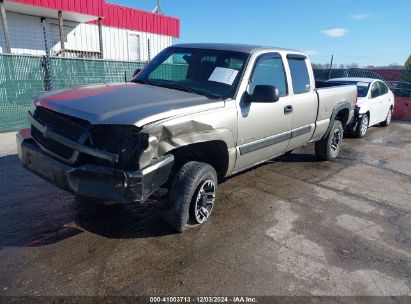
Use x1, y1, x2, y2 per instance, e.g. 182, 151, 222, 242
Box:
0, 11, 174, 61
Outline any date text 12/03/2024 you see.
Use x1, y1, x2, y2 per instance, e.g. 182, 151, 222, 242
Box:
149, 296, 257, 303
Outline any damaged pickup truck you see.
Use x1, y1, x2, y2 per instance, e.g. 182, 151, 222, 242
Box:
17, 43, 357, 231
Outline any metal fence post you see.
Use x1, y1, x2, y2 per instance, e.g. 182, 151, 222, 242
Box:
0, 0, 11, 53
41, 17, 52, 91
98, 17, 104, 59
58, 11, 65, 57
328, 55, 334, 80
147, 38, 151, 62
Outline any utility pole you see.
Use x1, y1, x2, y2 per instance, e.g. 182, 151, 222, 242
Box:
152, 0, 164, 14
328, 54, 334, 79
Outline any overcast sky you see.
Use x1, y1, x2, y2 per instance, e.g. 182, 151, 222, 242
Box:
110, 0, 411, 67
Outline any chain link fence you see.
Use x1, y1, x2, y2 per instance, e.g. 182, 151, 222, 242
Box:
0, 54, 144, 132
1, 56, 411, 132
313, 68, 411, 97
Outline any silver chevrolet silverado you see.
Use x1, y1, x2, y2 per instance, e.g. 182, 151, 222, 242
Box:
17, 43, 357, 231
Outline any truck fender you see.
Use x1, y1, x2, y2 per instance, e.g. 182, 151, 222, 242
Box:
157, 128, 235, 154
139, 120, 236, 171
323, 101, 352, 139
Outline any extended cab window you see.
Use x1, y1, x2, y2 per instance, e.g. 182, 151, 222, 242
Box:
287, 56, 310, 94
249, 56, 287, 96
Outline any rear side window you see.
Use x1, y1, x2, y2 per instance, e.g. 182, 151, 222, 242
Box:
378, 82, 388, 95
287, 57, 310, 94
250, 56, 288, 96
371, 82, 380, 98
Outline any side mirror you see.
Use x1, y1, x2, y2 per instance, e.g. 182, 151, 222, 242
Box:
248, 85, 280, 103
132, 68, 142, 78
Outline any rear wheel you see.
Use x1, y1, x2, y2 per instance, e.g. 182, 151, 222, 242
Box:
380, 107, 392, 127
162, 161, 217, 232
354, 113, 369, 138
315, 120, 343, 161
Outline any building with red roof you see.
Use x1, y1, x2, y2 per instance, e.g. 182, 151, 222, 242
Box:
0, 0, 180, 61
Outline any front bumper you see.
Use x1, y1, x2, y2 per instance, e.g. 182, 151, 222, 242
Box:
16, 129, 174, 203
345, 107, 362, 132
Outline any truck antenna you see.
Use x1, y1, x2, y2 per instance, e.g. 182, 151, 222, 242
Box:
152, 0, 164, 14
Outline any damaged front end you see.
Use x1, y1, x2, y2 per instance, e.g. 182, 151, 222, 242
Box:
344, 106, 362, 133
17, 106, 173, 203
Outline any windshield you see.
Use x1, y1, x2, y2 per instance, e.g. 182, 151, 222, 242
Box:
327, 80, 370, 97
133, 47, 248, 99
356, 82, 369, 97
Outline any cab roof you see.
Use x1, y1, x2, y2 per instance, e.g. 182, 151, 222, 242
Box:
172, 43, 304, 55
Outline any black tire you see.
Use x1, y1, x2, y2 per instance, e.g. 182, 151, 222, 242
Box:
315, 120, 343, 161
380, 107, 392, 127
354, 113, 369, 138
162, 161, 217, 232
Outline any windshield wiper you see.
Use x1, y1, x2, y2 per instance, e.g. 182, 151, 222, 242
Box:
154, 82, 223, 100
133, 79, 223, 100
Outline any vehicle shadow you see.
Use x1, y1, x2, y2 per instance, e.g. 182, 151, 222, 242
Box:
72, 195, 176, 240
275, 152, 318, 163
0, 154, 176, 249
0, 143, 347, 248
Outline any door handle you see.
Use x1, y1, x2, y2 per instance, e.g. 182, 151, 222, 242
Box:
284, 105, 293, 115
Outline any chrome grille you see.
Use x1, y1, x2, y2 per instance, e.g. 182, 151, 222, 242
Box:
33, 107, 90, 141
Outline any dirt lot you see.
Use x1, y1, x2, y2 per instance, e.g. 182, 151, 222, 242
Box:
0, 122, 410, 297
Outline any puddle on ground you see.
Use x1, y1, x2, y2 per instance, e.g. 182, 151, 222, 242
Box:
370, 136, 389, 145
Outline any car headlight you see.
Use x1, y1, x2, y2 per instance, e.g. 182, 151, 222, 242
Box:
87, 125, 148, 169
29, 99, 38, 115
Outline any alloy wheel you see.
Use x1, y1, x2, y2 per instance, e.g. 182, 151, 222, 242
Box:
331, 128, 341, 152
361, 115, 368, 136
193, 180, 216, 224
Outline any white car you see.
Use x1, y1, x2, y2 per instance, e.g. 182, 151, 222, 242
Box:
327, 78, 395, 137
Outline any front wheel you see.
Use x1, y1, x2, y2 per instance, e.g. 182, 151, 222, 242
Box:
354, 113, 369, 138
162, 161, 217, 232
380, 107, 392, 127
315, 120, 343, 161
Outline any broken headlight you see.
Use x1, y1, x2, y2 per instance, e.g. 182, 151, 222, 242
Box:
87, 125, 149, 169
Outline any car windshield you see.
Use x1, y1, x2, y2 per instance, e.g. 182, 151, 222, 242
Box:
356, 82, 369, 97
328, 80, 369, 97
133, 47, 248, 99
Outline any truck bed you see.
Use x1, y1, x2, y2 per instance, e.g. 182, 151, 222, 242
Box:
315, 84, 357, 123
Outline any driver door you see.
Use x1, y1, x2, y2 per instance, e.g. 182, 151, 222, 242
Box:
235, 53, 294, 171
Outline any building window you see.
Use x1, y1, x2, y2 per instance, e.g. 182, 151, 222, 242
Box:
49, 23, 74, 45
128, 34, 140, 61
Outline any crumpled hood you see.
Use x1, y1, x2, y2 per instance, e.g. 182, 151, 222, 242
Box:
35, 83, 224, 126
